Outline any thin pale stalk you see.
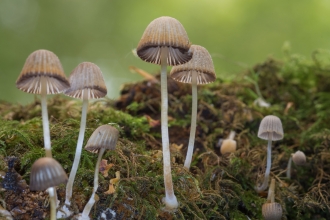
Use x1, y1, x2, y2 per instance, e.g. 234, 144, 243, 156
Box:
80, 148, 105, 219
267, 178, 275, 203
40, 76, 52, 158
184, 72, 198, 169
48, 187, 56, 220
286, 156, 292, 179
256, 138, 272, 192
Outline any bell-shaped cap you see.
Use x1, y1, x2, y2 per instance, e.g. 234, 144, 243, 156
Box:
30, 157, 68, 191
64, 62, 107, 99
85, 125, 119, 153
262, 202, 283, 220
258, 115, 284, 141
16, 49, 70, 94
292, 150, 306, 166
136, 16, 192, 66
170, 45, 216, 84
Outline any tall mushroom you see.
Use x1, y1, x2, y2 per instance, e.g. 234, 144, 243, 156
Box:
136, 16, 192, 209
30, 157, 68, 220
59, 62, 107, 218
16, 49, 70, 158
170, 45, 216, 169
256, 115, 283, 192
79, 125, 119, 220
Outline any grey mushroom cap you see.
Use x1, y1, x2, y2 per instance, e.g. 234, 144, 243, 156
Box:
292, 150, 306, 166
30, 157, 68, 191
258, 115, 284, 141
85, 125, 119, 153
262, 202, 283, 220
136, 16, 192, 66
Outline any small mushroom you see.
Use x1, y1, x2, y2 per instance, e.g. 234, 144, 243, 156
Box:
170, 45, 216, 169
16, 49, 70, 158
136, 16, 192, 210
286, 150, 306, 179
262, 179, 283, 220
61, 62, 107, 217
220, 131, 237, 155
79, 125, 119, 220
256, 115, 283, 193
30, 157, 68, 220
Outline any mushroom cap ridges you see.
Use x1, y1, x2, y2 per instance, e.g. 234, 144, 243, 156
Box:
16, 49, 70, 94
292, 150, 306, 166
258, 115, 284, 141
29, 157, 68, 191
85, 125, 119, 153
64, 62, 107, 99
170, 45, 216, 84
262, 202, 283, 220
136, 16, 192, 66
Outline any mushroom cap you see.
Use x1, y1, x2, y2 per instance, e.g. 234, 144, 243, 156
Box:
136, 16, 192, 66
292, 150, 306, 166
220, 139, 237, 155
64, 62, 107, 99
16, 49, 70, 94
262, 202, 283, 220
170, 45, 216, 84
30, 157, 68, 191
258, 115, 284, 141
85, 125, 119, 153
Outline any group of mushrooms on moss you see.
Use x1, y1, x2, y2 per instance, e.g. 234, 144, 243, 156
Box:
9, 16, 309, 219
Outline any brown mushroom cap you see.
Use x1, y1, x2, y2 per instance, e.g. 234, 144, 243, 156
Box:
262, 202, 283, 220
292, 150, 306, 166
30, 157, 68, 191
258, 115, 284, 141
85, 125, 119, 153
64, 62, 107, 99
16, 49, 70, 94
220, 139, 237, 155
170, 45, 216, 84
136, 16, 192, 66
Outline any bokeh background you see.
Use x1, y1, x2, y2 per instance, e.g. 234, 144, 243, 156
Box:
1, 0, 330, 104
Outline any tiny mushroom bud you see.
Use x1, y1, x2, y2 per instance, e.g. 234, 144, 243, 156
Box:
262, 178, 283, 220
220, 131, 237, 155
16, 49, 70, 158
256, 115, 283, 193
286, 150, 306, 179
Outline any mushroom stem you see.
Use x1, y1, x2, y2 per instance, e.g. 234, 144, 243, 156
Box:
286, 156, 292, 179
40, 76, 52, 158
256, 138, 272, 192
65, 90, 89, 207
48, 187, 57, 220
160, 47, 178, 209
267, 178, 275, 203
81, 148, 105, 220
184, 71, 198, 169
228, 130, 236, 140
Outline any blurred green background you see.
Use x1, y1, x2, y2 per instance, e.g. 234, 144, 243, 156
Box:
1, 0, 330, 104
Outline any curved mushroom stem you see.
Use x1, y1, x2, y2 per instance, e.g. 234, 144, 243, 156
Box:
228, 130, 236, 140
286, 155, 293, 179
63, 90, 89, 213
80, 148, 105, 220
184, 71, 198, 170
267, 178, 276, 203
48, 187, 56, 220
40, 76, 52, 158
160, 47, 178, 210
256, 138, 272, 192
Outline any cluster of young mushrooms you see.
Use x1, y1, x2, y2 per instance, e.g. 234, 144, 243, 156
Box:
13, 16, 304, 220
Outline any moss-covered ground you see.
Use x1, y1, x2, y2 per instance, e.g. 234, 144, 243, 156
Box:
0, 50, 330, 219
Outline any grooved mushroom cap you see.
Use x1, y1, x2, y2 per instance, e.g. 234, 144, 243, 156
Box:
64, 62, 107, 99
258, 115, 284, 141
85, 125, 119, 153
30, 157, 68, 191
16, 49, 70, 94
136, 16, 192, 66
170, 45, 216, 84
262, 202, 283, 220
292, 150, 306, 166
220, 139, 237, 155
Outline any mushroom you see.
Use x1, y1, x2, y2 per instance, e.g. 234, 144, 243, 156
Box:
170, 45, 216, 169
60, 62, 107, 217
136, 16, 192, 210
30, 157, 68, 220
256, 115, 283, 192
220, 131, 237, 155
286, 150, 306, 179
16, 49, 70, 158
262, 179, 283, 220
79, 125, 119, 220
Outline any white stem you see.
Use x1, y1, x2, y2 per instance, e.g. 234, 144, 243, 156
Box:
184, 71, 198, 170
48, 187, 57, 220
228, 130, 236, 140
256, 139, 272, 192
286, 156, 292, 179
160, 47, 178, 209
81, 148, 105, 219
267, 178, 275, 203
40, 76, 52, 158
65, 90, 89, 207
